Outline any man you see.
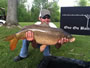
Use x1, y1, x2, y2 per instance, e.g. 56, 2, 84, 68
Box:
14, 9, 69, 62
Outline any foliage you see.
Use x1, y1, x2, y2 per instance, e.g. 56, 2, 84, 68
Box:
29, 7, 40, 22
87, 0, 90, 6
0, 0, 7, 9
31, 0, 60, 22
78, 0, 87, 6
0, 0, 60, 22
48, 2, 60, 22
18, 0, 30, 22
18, 0, 60, 22
18, 3, 29, 22
0, 0, 7, 15
77, 0, 90, 6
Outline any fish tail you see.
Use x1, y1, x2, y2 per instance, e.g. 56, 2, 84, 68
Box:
5, 34, 18, 50
10, 37, 18, 50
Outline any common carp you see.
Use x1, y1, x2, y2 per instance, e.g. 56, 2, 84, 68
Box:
5, 23, 75, 52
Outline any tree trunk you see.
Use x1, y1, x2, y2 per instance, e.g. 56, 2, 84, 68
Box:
5, 0, 18, 26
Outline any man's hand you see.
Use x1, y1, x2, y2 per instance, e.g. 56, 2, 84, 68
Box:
26, 31, 34, 41
58, 38, 69, 45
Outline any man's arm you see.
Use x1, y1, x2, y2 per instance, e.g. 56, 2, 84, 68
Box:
49, 22, 57, 28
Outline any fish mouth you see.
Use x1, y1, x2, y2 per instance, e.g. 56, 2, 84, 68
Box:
69, 38, 75, 42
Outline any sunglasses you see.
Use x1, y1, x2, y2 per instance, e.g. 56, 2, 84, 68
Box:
42, 15, 50, 19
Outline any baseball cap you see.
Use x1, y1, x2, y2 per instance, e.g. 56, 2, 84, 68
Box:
39, 9, 51, 18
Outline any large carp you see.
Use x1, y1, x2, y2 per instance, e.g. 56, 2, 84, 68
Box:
5, 23, 75, 52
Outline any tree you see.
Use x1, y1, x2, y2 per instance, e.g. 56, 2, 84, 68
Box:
87, 0, 90, 6
5, 0, 18, 26
18, 0, 31, 22
47, 2, 60, 22
0, 0, 7, 19
78, 0, 87, 6
0, 0, 7, 9
31, 0, 60, 22
30, 0, 48, 22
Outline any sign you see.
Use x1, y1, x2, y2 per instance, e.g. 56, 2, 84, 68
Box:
60, 7, 90, 35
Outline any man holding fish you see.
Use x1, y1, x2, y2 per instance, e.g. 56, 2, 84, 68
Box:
13, 9, 69, 62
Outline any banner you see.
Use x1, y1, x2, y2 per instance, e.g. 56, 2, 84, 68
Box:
60, 7, 90, 35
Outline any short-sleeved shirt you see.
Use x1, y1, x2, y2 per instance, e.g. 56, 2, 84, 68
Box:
35, 21, 57, 28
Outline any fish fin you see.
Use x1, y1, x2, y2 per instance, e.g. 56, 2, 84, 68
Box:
5, 34, 18, 50
10, 37, 18, 50
4, 34, 16, 41
40, 45, 47, 52
31, 40, 38, 48
69, 38, 75, 42
55, 43, 62, 49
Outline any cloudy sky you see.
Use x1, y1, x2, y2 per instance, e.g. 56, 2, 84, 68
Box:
59, 0, 76, 7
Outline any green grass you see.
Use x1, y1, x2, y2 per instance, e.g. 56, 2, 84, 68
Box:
0, 22, 90, 68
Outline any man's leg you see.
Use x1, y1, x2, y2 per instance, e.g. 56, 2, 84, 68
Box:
43, 46, 51, 56
14, 39, 30, 62
37, 45, 51, 56
19, 39, 30, 57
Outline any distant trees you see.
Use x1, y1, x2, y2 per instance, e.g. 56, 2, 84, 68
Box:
76, 0, 90, 6
78, 0, 87, 6
2, 0, 90, 24
0, 0, 7, 16
0, 0, 7, 9
18, 0, 30, 22
0, 0, 60, 23
18, 0, 60, 22
32, 0, 60, 22
49, 2, 60, 22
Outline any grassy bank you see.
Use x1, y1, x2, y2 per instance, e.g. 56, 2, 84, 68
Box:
0, 22, 90, 68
